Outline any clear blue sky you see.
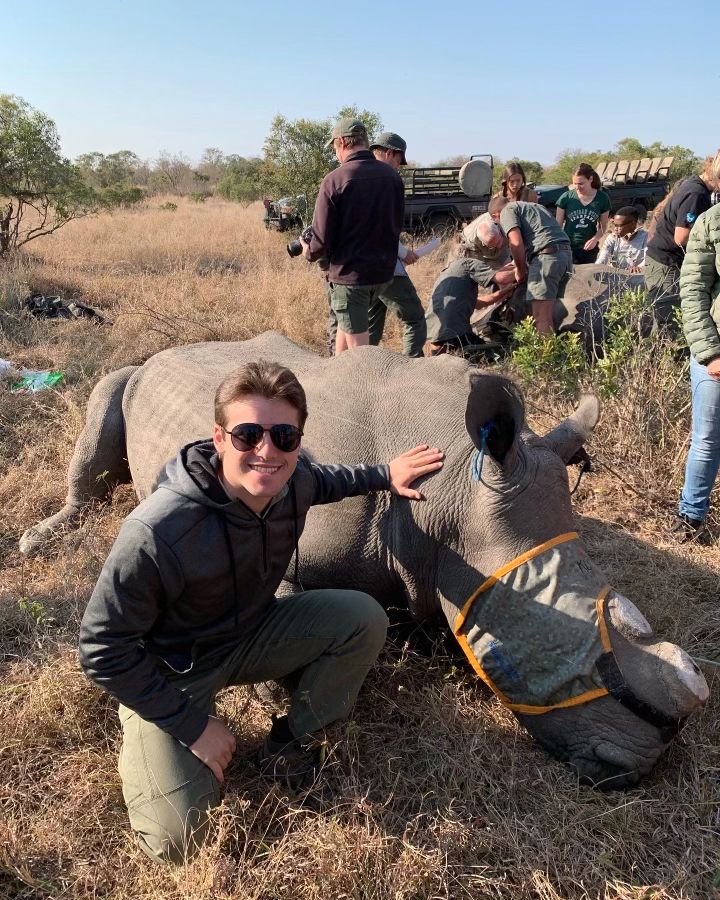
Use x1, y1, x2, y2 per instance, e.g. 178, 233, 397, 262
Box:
3, 0, 716, 167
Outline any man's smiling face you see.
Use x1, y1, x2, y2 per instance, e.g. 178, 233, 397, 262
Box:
212, 395, 301, 514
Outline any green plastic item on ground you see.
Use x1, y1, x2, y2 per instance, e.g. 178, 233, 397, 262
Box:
11, 371, 64, 394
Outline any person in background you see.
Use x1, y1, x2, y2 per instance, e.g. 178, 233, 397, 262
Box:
365, 132, 426, 357
645, 152, 720, 331
495, 162, 538, 203
597, 206, 648, 272
424, 219, 518, 354
302, 118, 403, 355
492, 196, 573, 335
555, 163, 611, 264
674, 177, 720, 543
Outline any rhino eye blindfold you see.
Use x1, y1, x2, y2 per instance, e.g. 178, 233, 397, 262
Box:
223, 423, 303, 453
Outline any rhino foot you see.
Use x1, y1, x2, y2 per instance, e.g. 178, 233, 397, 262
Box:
19, 503, 83, 556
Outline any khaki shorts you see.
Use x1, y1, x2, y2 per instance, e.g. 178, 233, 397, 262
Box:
527, 248, 573, 302
330, 282, 391, 334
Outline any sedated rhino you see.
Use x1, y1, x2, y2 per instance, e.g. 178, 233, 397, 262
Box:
21, 332, 708, 788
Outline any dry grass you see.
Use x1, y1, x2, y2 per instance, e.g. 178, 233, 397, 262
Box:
0, 198, 718, 899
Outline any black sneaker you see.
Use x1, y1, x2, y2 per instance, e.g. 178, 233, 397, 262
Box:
256, 733, 326, 790
671, 515, 710, 545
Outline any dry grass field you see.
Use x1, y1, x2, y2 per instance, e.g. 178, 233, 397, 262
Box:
0, 198, 718, 899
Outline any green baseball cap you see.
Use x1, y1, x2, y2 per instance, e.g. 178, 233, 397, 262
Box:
369, 131, 408, 166
325, 117, 368, 148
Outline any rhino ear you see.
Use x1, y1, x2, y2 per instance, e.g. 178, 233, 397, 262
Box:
465, 373, 525, 467
544, 394, 600, 463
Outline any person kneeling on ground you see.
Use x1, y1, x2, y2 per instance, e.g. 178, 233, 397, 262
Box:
424, 219, 519, 355
491, 196, 573, 335
78, 360, 443, 865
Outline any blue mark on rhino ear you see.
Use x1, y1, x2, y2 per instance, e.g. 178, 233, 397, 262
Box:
471, 421, 498, 483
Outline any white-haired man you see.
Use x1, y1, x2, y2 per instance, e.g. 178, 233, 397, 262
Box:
424, 217, 519, 354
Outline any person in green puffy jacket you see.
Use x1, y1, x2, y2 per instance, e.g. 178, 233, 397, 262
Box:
675, 172, 720, 542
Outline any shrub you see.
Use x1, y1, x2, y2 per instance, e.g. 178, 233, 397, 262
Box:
510, 320, 586, 398
189, 191, 211, 203
159, 201, 178, 211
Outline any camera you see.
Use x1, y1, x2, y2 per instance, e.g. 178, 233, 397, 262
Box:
287, 226, 314, 258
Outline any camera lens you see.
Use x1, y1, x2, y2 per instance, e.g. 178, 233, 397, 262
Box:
286, 240, 303, 258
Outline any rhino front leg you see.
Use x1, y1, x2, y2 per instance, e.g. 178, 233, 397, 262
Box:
19, 366, 137, 555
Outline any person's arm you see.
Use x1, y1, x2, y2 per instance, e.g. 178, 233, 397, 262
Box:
308, 447, 443, 505
673, 226, 691, 249
555, 208, 566, 227
506, 228, 528, 282
476, 282, 515, 308
680, 214, 720, 369
674, 191, 712, 250
527, 188, 539, 203
79, 518, 237, 782
304, 179, 337, 262
79, 519, 210, 746
493, 262, 516, 286
398, 242, 418, 266
597, 233, 615, 265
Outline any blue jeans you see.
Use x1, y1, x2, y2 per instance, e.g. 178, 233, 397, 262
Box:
679, 357, 720, 522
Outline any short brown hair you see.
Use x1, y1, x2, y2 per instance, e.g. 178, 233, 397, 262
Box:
342, 133, 369, 150
488, 196, 509, 216
214, 360, 308, 429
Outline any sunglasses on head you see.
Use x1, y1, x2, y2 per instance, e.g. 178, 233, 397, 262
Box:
223, 422, 303, 453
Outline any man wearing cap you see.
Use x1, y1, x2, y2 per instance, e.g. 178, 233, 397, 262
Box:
302, 118, 404, 355
363, 132, 426, 357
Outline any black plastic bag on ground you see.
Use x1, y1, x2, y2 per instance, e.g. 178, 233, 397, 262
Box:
23, 295, 111, 325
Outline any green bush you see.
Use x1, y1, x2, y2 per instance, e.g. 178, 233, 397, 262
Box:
510, 320, 586, 398
99, 184, 144, 208
159, 201, 178, 212
189, 191, 211, 203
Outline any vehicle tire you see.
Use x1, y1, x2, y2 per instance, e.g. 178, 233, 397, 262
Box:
426, 213, 459, 238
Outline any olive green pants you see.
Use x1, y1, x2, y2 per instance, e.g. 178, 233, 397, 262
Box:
118, 589, 388, 864
644, 256, 680, 333
368, 275, 427, 357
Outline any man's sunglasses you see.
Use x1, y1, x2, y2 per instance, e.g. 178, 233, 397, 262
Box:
223, 423, 303, 453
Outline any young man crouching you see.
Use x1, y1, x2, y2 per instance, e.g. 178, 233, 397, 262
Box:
79, 360, 443, 864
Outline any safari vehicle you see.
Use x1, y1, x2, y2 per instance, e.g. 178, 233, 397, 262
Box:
401, 156, 494, 234
534, 157, 674, 219
262, 195, 308, 232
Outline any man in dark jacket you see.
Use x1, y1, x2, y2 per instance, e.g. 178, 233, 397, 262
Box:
79, 360, 443, 864
302, 117, 404, 354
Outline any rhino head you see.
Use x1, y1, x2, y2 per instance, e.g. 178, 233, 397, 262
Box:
428, 371, 709, 789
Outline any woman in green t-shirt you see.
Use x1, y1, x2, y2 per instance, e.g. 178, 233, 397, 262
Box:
555, 163, 611, 264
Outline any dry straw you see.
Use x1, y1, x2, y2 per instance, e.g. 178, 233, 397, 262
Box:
0, 198, 718, 899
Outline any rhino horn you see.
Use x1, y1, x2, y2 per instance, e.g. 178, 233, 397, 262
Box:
543, 394, 601, 464
464, 373, 525, 470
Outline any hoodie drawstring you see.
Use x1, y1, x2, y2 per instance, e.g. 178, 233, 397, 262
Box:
220, 513, 240, 630
291, 481, 301, 588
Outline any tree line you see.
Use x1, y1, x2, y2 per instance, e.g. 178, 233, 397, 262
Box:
0, 92, 703, 255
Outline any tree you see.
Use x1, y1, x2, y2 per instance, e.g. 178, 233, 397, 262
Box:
76, 150, 144, 207
262, 106, 383, 209
0, 94, 95, 254
216, 155, 265, 204
152, 151, 194, 194
543, 138, 700, 187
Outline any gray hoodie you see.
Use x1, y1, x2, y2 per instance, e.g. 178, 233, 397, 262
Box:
78, 440, 390, 746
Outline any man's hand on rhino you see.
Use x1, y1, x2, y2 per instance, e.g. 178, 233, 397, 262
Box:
388, 445, 444, 500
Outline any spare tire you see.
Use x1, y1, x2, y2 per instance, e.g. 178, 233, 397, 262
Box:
459, 159, 493, 198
